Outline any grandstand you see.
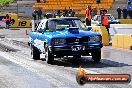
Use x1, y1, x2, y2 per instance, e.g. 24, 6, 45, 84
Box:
33, 0, 114, 17
0, 0, 128, 19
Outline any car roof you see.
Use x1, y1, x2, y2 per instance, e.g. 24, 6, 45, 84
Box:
48, 17, 80, 20
41, 17, 80, 23
95, 14, 112, 17
106, 14, 111, 15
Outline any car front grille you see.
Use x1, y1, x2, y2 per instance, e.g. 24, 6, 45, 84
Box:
66, 36, 89, 45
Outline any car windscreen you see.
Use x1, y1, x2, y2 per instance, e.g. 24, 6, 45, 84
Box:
48, 19, 87, 31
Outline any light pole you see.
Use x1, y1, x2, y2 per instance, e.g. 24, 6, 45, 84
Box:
17, 0, 18, 15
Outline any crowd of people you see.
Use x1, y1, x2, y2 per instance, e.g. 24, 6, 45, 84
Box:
32, 7, 76, 20
117, 1, 132, 19
36, 0, 46, 3
32, 8, 42, 20
55, 7, 75, 18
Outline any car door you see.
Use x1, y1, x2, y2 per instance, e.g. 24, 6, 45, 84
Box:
36, 21, 47, 53
33, 21, 44, 51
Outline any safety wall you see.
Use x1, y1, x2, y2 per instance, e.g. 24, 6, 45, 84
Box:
10, 19, 31, 28
92, 26, 109, 46
119, 19, 132, 24
112, 34, 132, 50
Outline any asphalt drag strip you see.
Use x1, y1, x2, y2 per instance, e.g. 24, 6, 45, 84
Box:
0, 38, 132, 88
0, 54, 53, 88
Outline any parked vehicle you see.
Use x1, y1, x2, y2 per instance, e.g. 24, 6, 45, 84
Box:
91, 14, 120, 25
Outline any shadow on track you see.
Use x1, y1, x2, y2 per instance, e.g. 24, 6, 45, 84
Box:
39, 57, 132, 69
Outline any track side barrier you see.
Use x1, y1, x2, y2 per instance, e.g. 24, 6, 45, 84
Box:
119, 19, 132, 24
10, 20, 31, 28
112, 34, 132, 50
92, 26, 109, 46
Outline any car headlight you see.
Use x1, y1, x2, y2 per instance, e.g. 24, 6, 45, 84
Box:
51, 38, 66, 45
89, 36, 101, 42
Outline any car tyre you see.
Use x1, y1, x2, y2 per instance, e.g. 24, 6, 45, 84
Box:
92, 49, 101, 63
31, 45, 40, 60
45, 45, 54, 64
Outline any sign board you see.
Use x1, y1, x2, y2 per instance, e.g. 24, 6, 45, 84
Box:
0, 13, 32, 28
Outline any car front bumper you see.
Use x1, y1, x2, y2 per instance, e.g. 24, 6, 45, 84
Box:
49, 44, 103, 56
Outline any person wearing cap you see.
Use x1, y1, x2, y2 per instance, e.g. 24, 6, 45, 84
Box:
85, 5, 92, 26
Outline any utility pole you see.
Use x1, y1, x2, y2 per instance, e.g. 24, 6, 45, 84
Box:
17, 0, 18, 15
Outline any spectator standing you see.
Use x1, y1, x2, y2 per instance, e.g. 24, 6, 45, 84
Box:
71, 11, 75, 17
122, 6, 128, 19
68, 7, 72, 16
43, 0, 46, 3
92, 8, 97, 16
63, 7, 68, 17
131, 0, 132, 2
53, 10, 56, 18
100, 8, 104, 15
5, 14, 10, 29
130, 2, 132, 18
37, 8, 42, 20
57, 10, 61, 16
37, 0, 40, 3
128, 0, 132, 3
102, 9, 110, 40
85, 5, 92, 26
127, 1, 132, 19
117, 7, 122, 19
56, 10, 62, 18
32, 10, 37, 20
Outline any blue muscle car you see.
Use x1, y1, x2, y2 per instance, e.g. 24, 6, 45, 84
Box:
28, 17, 103, 64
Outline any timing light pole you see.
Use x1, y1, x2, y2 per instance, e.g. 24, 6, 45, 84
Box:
17, 0, 18, 15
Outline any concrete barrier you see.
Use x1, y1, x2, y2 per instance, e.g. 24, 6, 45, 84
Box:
112, 34, 132, 50
90, 24, 132, 47
119, 19, 132, 24
92, 26, 109, 46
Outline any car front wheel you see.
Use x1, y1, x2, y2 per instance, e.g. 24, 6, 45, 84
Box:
45, 44, 54, 64
31, 45, 40, 60
91, 49, 101, 63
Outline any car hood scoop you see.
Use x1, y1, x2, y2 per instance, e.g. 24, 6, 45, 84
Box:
68, 27, 79, 34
